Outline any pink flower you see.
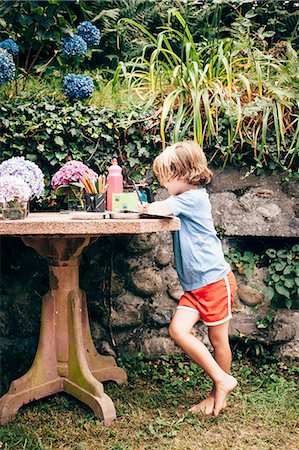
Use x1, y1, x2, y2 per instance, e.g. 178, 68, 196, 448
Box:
51, 161, 97, 190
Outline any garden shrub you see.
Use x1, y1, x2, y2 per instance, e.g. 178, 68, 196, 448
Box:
0, 98, 162, 207
226, 244, 299, 309
264, 245, 299, 309
114, 10, 299, 173
1, 1, 297, 74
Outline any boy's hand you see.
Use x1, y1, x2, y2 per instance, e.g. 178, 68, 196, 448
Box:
136, 202, 149, 213
137, 200, 172, 216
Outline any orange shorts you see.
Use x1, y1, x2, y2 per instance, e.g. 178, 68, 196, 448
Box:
177, 271, 236, 326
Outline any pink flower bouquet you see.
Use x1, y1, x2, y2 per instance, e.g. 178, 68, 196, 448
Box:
51, 160, 97, 207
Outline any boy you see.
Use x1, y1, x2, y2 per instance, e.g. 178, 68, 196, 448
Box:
139, 141, 237, 417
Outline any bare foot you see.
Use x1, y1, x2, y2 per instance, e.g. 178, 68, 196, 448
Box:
213, 375, 237, 418
189, 394, 214, 415
189, 390, 227, 415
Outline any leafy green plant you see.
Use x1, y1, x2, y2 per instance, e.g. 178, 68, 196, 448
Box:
225, 248, 260, 280
0, 0, 111, 73
117, 353, 209, 390
226, 245, 299, 309
0, 95, 162, 208
256, 313, 274, 330
264, 245, 299, 309
114, 9, 299, 172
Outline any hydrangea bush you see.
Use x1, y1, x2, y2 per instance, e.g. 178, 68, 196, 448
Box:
63, 74, 94, 99
51, 160, 97, 208
0, 156, 44, 199
0, 48, 15, 85
61, 35, 87, 57
76, 21, 101, 47
0, 175, 31, 203
0, 38, 19, 56
59, 21, 99, 99
51, 160, 97, 191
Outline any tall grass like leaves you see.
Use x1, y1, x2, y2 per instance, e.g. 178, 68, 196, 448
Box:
113, 10, 299, 170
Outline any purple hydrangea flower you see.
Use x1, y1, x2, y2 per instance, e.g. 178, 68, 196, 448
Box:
51, 160, 97, 190
61, 35, 87, 57
76, 21, 101, 47
0, 156, 44, 199
0, 175, 31, 203
0, 38, 19, 56
0, 48, 15, 85
63, 74, 94, 100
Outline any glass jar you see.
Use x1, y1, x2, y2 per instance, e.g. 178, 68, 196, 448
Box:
2, 199, 29, 220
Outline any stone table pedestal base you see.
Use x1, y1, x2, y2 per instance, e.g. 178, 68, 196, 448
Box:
0, 237, 127, 425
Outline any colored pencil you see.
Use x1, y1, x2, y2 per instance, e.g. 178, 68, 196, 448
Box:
132, 180, 143, 204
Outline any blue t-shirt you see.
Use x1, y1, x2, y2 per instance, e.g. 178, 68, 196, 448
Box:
165, 188, 230, 292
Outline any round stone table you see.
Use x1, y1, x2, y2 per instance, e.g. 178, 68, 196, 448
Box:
0, 212, 180, 425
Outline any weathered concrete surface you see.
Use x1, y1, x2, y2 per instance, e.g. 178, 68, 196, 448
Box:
0, 212, 180, 236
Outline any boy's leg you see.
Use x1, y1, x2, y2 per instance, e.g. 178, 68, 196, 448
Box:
169, 310, 237, 417
189, 320, 232, 414
209, 320, 232, 372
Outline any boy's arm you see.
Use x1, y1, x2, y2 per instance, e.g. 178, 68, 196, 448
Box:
138, 200, 172, 216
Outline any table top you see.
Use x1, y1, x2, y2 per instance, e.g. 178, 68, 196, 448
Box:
0, 212, 180, 236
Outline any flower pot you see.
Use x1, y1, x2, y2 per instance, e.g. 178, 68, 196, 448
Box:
2, 199, 28, 220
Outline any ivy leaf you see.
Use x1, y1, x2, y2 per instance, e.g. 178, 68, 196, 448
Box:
37, 144, 45, 152
54, 136, 64, 147
55, 152, 68, 161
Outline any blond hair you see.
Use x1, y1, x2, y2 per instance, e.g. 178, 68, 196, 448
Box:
153, 141, 212, 186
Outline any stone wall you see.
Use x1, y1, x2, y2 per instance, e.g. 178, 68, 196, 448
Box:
1, 169, 299, 388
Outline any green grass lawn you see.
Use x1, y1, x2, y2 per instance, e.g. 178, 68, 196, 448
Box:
1, 355, 298, 450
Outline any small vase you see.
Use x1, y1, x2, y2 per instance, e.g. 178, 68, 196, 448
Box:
67, 196, 85, 211
2, 199, 29, 220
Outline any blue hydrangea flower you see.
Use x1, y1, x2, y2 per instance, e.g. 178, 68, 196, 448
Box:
0, 38, 19, 56
63, 74, 94, 100
0, 48, 15, 85
76, 21, 101, 47
61, 35, 87, 57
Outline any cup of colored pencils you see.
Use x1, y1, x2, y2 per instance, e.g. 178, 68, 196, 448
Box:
81, 174, 108, 212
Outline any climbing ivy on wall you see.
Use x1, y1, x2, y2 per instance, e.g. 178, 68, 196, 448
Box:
0, 99, 162, 207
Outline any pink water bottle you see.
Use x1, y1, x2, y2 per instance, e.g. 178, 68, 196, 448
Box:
106, 157, 123, 211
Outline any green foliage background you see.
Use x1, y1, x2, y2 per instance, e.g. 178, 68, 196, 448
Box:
0, 0, 298, 206
1, 0, 298, 72
0, 98, 163, 208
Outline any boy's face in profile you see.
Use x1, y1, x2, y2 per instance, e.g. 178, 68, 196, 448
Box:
162, 179, 197, 196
